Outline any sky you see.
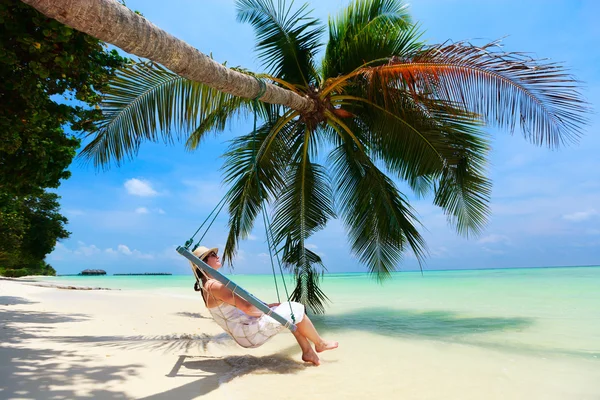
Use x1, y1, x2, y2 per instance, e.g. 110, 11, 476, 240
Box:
47, 0, 600, 275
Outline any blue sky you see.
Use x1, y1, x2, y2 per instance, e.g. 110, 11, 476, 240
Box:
48, 0, 600, 275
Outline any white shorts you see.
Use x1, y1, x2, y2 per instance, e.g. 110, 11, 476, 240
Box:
233, 302, 304, 348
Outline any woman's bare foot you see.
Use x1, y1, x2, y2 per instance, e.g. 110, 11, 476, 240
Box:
301, 348, 321, 366
315, 340, 338, 353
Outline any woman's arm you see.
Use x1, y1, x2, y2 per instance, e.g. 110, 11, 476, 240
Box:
205, 280, 263, 317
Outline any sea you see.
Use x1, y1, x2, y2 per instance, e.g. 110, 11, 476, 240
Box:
36, 266, 600, 399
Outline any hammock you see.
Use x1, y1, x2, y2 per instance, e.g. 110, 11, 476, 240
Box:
176, 78, 299, 346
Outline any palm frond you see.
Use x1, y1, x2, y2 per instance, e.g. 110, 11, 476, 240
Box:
434, 162, 492, 237
363, 40, 589, 148
432, 131, 492, 237
331, 93, 447, 178
271, 130, 336, 244
323, 0, 419, 78
270, 127, 336, 312
80, 61, 250, 168
236, 0, 324, 86
281, 236, 330, 314
221, 119, 298, 266
328, 128, 427, 279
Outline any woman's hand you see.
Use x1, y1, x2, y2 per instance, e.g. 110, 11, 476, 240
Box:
267, 302, 281, 308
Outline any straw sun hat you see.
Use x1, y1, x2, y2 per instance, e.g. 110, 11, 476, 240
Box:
193, 246, 219, 262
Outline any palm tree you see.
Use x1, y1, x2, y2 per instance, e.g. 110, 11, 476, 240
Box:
23, 0, 587, 312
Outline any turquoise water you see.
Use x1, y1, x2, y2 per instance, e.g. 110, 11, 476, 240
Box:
39, 266, 600, 360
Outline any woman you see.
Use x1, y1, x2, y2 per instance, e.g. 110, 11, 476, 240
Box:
191, 246, 338, 366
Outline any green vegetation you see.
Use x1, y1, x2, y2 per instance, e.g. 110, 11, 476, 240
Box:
83, 0, 586, 312
0, 0, 127, 277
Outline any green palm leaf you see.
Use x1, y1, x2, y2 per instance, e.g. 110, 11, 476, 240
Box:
434, 156, 492, 237
364, 40, 588, 148
281, 235, 330, 314
222, 119, 298, 266
80, 61, 250, 168
329, 128, 427, 279
363, 95, 493, 235
236, 0, 324, 86
270, 127, 336, 312
324, 0, 419, 78
271, 128, 336, 244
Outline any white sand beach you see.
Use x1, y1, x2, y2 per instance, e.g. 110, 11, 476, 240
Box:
1, 277, 599, 400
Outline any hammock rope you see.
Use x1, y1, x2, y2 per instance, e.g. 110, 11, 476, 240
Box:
181, 76, 297, 336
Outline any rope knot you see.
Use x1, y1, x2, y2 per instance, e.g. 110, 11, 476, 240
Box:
253, 76, 267, 101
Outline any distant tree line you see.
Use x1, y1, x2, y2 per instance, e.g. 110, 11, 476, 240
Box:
0, 0, 127, 277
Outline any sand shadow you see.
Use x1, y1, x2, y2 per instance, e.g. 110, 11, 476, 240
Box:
0, 307, 139, 399
49, 332, 234, 354
175, 311, 210, 319
1, 307, 89, 344
311, 307, 532, 339
310, 307, 598, 359
138, 354, 307, 400
0, 295, 38, 306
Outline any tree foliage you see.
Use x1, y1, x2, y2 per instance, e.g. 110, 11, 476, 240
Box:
0, 0, 128, 276
0, 192, 68, 277
83, 0, 587, 311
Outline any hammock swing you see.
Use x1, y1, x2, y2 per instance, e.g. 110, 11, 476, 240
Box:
176, 78, 299, 347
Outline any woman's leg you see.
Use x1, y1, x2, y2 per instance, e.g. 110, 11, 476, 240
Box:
292, 330, 320, 366
295, 314, 338, 353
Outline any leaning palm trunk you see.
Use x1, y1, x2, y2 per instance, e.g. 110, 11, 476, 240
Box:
20, 0, 314, 113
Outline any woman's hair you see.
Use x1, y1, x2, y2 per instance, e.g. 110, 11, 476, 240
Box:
191, 251, 210, 305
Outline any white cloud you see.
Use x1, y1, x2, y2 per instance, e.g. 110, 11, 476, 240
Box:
477, 234, 511, 245
562, 209, 599, 222
125, 178, 158, 197
117, 244, 132, 255
157, 208, 166, 214
135, 207, 149, 214
247, 234, 258, 241
73, 243, 101, 256
305, 243, 318, 250
116, 244, 154, 259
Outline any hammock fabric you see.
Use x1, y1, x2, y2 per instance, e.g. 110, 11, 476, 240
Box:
187, 250, 301, 347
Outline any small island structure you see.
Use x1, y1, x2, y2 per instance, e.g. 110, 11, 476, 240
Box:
80, 269, 106, 276
113, 273, 172, 276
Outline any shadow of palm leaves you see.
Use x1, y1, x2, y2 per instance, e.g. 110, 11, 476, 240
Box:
50, 332, 235, 353
1, 302, 138, 399
138, 354, 308, 400
175, 311, 210, 319
311, 307, 532, 338
0, 295, 39, 306
311, 307, 598, 359
185, 354, 308, 381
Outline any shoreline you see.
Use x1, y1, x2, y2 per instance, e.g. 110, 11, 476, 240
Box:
0, 276, 117, 290
1, 272, 598, 399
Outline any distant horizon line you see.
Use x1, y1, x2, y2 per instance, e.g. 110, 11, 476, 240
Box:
55, 264, 600, 277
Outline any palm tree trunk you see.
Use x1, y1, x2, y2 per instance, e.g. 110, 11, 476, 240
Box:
21, 0, 315, 113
